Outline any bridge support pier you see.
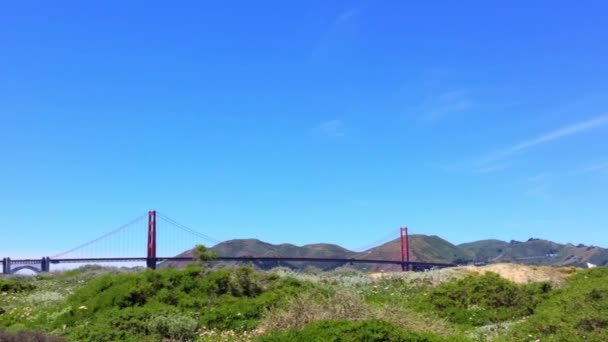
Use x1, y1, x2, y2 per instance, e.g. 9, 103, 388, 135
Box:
41, 257, 50, 273
2, 258, 11, 275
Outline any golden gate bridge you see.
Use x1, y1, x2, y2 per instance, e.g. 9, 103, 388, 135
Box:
1, 211, 453, 275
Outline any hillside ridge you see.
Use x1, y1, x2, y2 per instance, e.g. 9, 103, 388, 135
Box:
163, 235, 608, 270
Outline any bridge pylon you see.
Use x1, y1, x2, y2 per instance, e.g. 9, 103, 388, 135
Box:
41, 257, 51, 273
400, 227, 410, 272
146, 210, 157, 269
2, 258, 10, 275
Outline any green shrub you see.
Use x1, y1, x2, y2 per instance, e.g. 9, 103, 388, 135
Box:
0, 330, 65, 342
147, 312, 198, 341
417, 272, 551, 326
256, 319, 467, 342
0, 279, 36, 293
261, 290, 370, 331
29, 266, 317, 340
499, 267, 608, 341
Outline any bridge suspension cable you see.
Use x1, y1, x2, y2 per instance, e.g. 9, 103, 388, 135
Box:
51, 214, 146, 258
156, 212, 222, 245
353, 230, 400, 252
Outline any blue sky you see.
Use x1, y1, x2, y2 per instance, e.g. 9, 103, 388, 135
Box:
1, 1, 607, 258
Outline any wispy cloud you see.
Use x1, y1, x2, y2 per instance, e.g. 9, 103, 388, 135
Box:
477, 114, 608, 169
473, 162, 511, 174
311, 8, 359, 61
527, 173, 549, 182
524, 185, 552, 200
581, 161, 608, 174
317, 119, 346, 137
417, 89, 474, 123
523, 173, 552, 200
336, 8, 358, 23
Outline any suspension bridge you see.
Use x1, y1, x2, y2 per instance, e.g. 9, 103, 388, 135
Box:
1, 211, 453, 275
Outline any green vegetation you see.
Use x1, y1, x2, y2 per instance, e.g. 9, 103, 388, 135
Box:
498, 267, 608, 341
0, 278, 36, 293
195, 244, 218, 264
44, 266, 310, 340
419, 272, 552, 326
1, 262, 607, 341
0, 330, 66, 342
256, 320, 467, 342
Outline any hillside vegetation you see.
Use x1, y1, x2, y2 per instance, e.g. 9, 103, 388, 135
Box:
0, 264, 607, 341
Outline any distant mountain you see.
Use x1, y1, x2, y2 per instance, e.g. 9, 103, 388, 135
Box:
162, 235, 608, 271
459, 238, 608, 267
161, 239, 356, 270
354, 235, 475, 271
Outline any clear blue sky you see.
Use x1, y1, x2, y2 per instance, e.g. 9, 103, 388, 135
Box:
1, 1, 607, 258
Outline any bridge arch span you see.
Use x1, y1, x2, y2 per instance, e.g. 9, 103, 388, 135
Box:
11, 265, 41, 274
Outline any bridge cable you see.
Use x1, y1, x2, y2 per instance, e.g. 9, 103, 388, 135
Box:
51, 214, 146, 258
156, 213, 222, 245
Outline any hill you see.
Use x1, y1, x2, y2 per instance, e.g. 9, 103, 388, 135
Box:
355, 235, 475, 271
161, 239, 356, 270
459, 238, 608, 267
162, 235, 608, 271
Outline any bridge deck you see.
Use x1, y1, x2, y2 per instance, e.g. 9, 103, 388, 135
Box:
7, 256, 452, 268
4, 257, 453, 275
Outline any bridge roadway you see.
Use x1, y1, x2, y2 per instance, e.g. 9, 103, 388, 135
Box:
6, 256, 453, 270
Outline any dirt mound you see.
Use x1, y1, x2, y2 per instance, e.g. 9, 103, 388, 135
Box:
460, 263, 577, 285
370, 263, 578, 286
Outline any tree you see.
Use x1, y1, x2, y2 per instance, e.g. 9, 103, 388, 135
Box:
195, 244, 217, 264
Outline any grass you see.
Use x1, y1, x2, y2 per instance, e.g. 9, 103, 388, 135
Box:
497, 267, 608, 341
412, 272, 553, 326
0, 263, 606, 341
256, 319, 469, 342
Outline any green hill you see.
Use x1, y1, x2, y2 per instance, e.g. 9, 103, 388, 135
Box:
355, 235, 475, 271
161, 239, 356, 270
162, 235, 608, 271
460, 238, 608, 267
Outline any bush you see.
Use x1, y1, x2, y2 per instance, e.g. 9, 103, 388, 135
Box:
0, 330, 65, 342
418, 272, 551, 326
0, 279, 36, 293
256, 320, 467, 342
499, 267, 608, 341
147, 312, 198, 341
262, 290, 369, 331
31, 266, 316, 340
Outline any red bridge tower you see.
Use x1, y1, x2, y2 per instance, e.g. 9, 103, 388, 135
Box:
400, 227, 410, 271
147, 210, 157, 269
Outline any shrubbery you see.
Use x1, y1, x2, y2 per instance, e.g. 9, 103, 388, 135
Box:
499, 267, 608, 341
0, 330, 65, 342
0, 265, 316, 341
0, 279, 36, 293
256, 319, 467, 342
2, 264, 608, 341
416, 272, 552, 326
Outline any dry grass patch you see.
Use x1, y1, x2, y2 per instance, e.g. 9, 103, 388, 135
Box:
260, 289, 456, 337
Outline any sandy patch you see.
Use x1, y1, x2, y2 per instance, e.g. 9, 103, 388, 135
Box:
370, 263, 578, 285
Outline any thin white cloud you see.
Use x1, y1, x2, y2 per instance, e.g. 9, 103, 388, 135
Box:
311, 8, 359, 61
523, 173, 552, 200
581, 161, 608, 174
418, 89, 474, 123
336, 8, 358, 23
473, 162, 511, 174
524, 185, 552, 200
478, 114, 608, 168
317, 119, 346, 137
527, 173, 549, 182
505, 115, 608, 155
